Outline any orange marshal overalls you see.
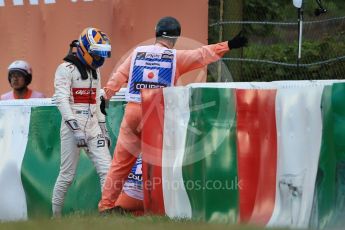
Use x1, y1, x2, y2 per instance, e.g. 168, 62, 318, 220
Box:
99, 41, 229, 212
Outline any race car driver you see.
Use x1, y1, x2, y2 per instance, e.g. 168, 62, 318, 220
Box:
52, 27, 112, 217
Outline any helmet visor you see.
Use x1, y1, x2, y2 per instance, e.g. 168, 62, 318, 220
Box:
89, 43, 111, 58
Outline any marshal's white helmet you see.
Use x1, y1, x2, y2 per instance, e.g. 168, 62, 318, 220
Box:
8, 60, 32, 85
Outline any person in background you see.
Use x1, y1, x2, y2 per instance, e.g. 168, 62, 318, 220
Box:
98, 16, 248, 214
1, 60, 45, 100
52, 27, 112, 217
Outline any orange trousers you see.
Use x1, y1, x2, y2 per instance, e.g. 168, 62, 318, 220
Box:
115, 192, 144, 215
99, 103, 142, 212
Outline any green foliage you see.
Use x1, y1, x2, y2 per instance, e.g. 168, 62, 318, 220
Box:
244, 0, 283, 20
208, 0, 345, 82
241, 35, 345, 81
243, 0, 284, 36
208, 0, 221, 44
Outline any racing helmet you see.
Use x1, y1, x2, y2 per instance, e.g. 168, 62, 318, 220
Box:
77, 27, 111, 69
155, 16, 181, 38
8, 60, 32, 85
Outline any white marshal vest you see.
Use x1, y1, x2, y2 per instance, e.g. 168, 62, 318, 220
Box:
126, 45, 176, 103
123, 155, 143, 200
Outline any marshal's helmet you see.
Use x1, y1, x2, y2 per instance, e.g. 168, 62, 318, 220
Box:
8, 60, 32, 85
155, 16, 181, 38
77, 27, 111, 69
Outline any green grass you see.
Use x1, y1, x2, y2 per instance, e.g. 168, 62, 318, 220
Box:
0, 214, 291, 230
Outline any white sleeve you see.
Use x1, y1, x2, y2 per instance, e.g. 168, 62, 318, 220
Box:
96, 70, 106, 123
53, 63, 75, 122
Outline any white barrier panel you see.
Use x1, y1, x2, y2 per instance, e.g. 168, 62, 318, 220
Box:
0, 107, 31, 221
267, 86, 324, 228
162, 87, 192, 218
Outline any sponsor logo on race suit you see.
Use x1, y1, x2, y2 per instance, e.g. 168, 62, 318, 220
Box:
72, 88, 96, 104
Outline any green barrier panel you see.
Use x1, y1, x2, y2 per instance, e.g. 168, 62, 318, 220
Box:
330, 83, 345, 228
182, 88, 238, 222
106, 101, 126, 155
21, 106, 63, 218
312, 83, 345, 229
21, 101, 125, 218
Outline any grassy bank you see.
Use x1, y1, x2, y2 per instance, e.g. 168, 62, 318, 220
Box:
0, 214, 290, 230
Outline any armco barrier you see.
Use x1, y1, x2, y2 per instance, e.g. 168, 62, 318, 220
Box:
0, 96, 126, 221
141, 80, 345, 229
1, 81, 345, 229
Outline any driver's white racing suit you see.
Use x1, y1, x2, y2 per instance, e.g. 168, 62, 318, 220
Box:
52, 61, 112, 217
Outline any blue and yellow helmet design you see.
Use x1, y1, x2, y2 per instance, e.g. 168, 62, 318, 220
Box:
77, 27, 111, 69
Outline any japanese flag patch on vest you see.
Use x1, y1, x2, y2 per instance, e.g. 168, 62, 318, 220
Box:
126, 45, 176, 103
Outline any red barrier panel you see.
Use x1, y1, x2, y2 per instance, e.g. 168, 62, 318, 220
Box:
236, 89, 277, 224
141, 88, 165, 215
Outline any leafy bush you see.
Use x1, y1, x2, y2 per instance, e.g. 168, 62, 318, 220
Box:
241, 35, 345, 81
208, 0, 345, 82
